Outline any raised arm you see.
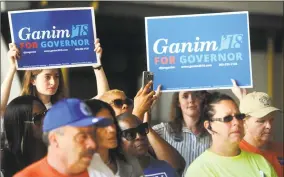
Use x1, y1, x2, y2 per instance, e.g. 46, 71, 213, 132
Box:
144, 112, 186, 175
1, 43, 20, 117
91, 39, 110, 99
231, 79, 247, 101
132, 81, 157, 119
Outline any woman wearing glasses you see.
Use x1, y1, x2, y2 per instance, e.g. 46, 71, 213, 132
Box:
99, 89, 134, 116
1, 95, 47, 177
185, 92, 278, 177
117, 112, 178, 177
98, 83, 186, 173
98, 80, 157, 119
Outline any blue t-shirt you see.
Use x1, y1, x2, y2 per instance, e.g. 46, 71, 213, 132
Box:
143, 158, 178, 177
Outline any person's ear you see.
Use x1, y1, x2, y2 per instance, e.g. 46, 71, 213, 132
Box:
48, 132, 59, 148
31, 78, 36, 86
243, 118, 249, 132
204, 121, 212, 135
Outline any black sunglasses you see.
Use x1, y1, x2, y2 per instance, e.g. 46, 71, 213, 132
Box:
24, 110, 47, 126
111, 98, 133, 108
121, 122, 149, 141
211, 113, 246, 123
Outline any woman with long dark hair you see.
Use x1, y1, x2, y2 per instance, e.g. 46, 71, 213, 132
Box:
1, 95, 47, 177
85, 99, 134, 176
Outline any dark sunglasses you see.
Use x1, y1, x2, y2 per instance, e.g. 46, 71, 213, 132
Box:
211, 113, 246, 123
121, 122, 149, 141
24, 110, 47, 126
111, 98, 133, 108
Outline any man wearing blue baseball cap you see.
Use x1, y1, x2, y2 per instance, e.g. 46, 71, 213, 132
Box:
14, 98, 113, 177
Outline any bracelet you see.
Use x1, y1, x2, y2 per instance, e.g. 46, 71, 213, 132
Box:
93, 65, 102, 70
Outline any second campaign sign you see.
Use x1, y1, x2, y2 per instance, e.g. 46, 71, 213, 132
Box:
145, 11, 253, 92
8, 7, 97, 70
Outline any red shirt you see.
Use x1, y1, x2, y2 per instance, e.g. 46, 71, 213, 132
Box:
13, 157, 89, 177
240, 140, 283, 177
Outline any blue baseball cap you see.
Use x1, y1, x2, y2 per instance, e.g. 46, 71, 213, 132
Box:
43, 98, 113, 132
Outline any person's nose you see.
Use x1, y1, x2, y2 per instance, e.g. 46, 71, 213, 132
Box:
265, 120, 272, 129
107, 124, 116, 133
86, 136, 97, 150
231, 116, 242, 126
187, 96, 195, 103
49, 77, 55, 86
122, 103, 129, 110
135, 131, 146, 140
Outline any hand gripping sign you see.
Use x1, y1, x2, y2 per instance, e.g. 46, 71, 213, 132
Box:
8, 7, 98, 70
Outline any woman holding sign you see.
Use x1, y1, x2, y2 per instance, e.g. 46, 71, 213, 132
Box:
0, 38, 109, 114
152, 91, 212, 176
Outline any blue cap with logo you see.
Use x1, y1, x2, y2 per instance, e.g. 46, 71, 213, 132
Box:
43, 98, 113, 132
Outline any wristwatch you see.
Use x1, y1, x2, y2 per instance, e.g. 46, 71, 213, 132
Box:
93, 65, 102, 70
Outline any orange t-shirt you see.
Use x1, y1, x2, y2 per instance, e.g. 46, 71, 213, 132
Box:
240, 140, 283, 177
13, 157, 90, 177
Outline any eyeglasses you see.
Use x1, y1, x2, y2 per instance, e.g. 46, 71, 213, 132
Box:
24, 110, 47, 126
121, 122, 149, 141
110, 98, 133, 108
211, 113, 246, 123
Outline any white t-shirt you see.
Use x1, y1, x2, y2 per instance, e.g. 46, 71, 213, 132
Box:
88, 153, 135, 177
88, 153, 114, 177
44, 102, 52, 110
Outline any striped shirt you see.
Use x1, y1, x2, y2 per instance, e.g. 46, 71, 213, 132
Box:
152, 122, 212, 176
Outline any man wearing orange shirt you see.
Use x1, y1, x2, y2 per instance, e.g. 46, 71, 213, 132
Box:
239, 92, 283, 177
13, 98, 112, 177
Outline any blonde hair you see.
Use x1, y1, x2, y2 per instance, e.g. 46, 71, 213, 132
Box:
21, 69, 66, 104
99, 89, 126, 103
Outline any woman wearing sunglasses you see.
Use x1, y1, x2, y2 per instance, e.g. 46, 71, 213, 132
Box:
1, 95, 47, 177
99, 89, 134, 116
185, 92, 278, 177
117, 112, 179, 177
99, 83, 186, 174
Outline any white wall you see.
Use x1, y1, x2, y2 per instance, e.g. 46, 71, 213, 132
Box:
149, 52, 283, 142
1, 2, 5, 12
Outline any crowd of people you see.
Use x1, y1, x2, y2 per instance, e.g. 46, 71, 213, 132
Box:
0, 38, 283, 177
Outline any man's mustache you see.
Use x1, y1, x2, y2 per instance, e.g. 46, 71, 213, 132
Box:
81, 149, 96, 157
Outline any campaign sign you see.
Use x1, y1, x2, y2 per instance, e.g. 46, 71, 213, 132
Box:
8, 7, 97, 70
145, 172, 167, 177
145, 11, 252, 92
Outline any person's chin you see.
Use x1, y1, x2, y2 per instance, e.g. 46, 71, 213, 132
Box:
230, 134, 243, 143
136, 150, 148, 157
185, 110, 199, 117
81, 157, 93, 165
43, 91, 56, 96
136, 147, 148, 156
108, 141, 118, 149
261, 136, 270, 143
